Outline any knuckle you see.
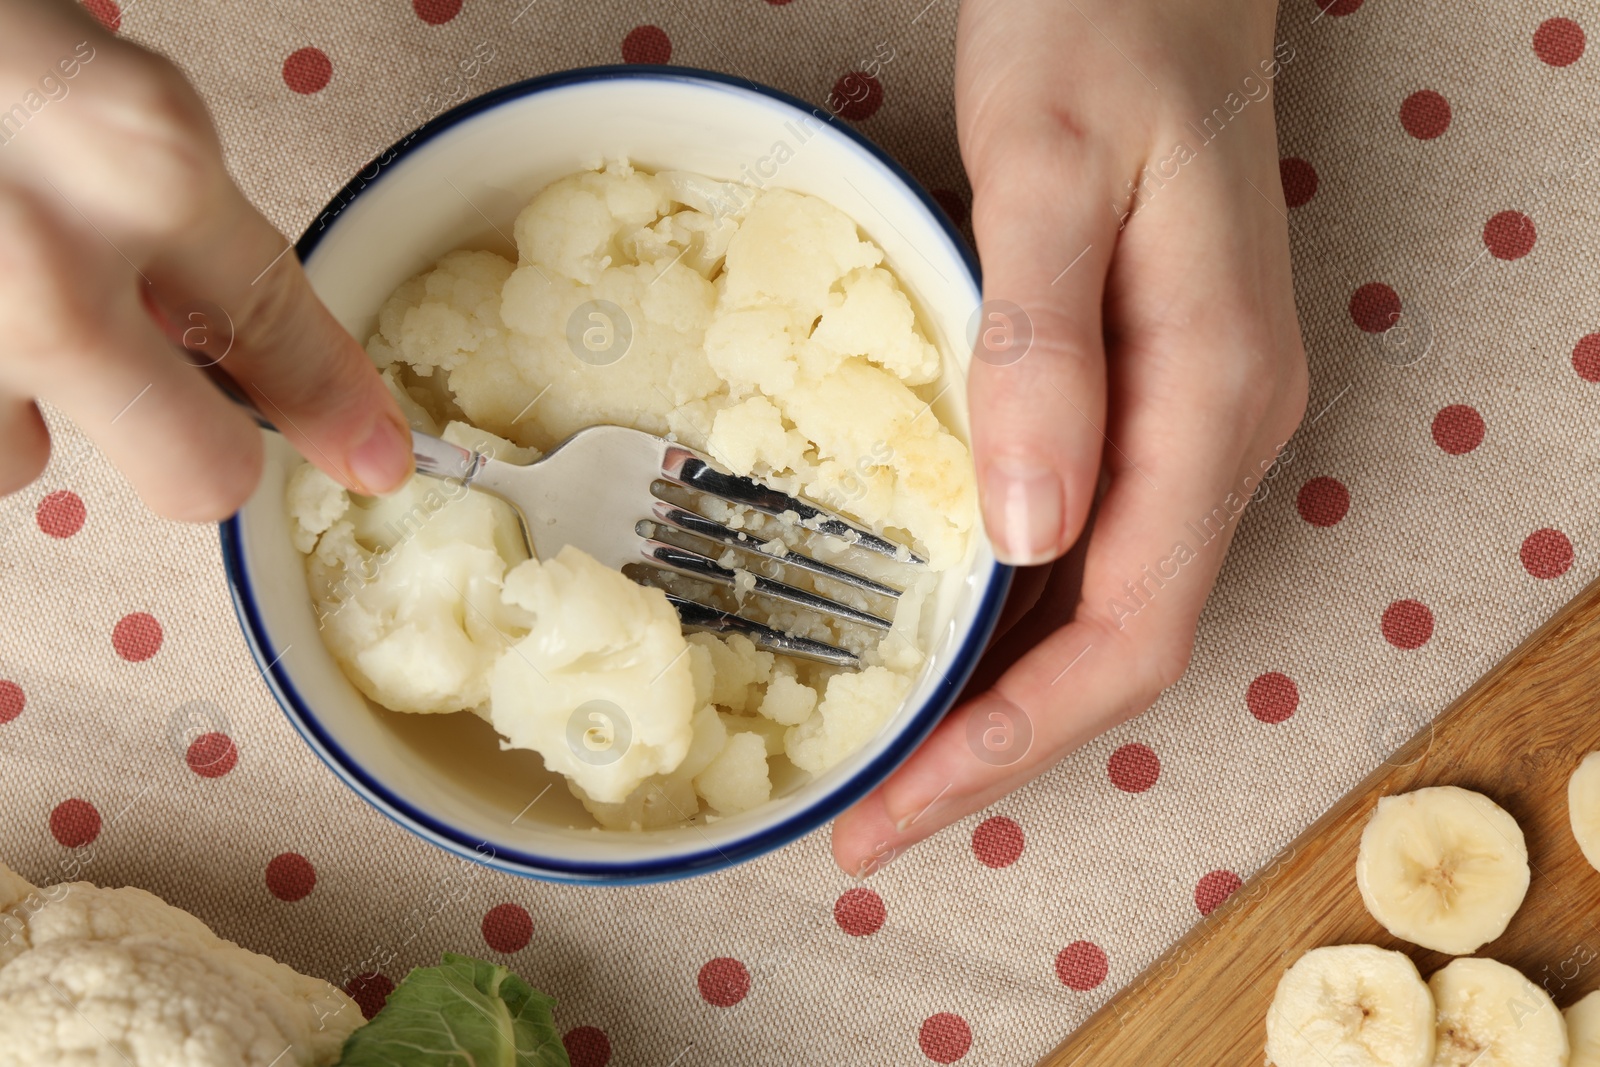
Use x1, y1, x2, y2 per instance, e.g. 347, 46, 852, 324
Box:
0, 407, 51, 497
153, 442, 262, 522
1142, 636, 1194, 696
1083, 609, 1196, 711
79, 53, 218, 233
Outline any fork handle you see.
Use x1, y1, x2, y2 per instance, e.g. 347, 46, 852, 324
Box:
205, 365, 483, 484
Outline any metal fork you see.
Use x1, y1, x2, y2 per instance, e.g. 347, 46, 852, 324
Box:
411, 425, 923, 668
219, 366, 924, 668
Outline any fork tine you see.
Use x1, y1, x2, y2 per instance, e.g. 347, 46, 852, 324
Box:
666, 595, 860, 669
639, 540, 894, 631
659, 444, 927, 565
648, 502, 904, 600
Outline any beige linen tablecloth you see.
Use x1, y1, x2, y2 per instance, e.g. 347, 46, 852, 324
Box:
4, 0, 1598, 1063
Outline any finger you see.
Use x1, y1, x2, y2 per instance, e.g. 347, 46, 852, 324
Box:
0, 184, 263, 521
19, 37, 413, 499
834, 337, 1294, 877
963, 140, 1125, 567
134, 122, 412, 497
0, 394, 49, 497
832, 462, 1244, 877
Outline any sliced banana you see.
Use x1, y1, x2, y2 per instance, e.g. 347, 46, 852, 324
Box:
1265, 944, 1435, 1067
1567, 752, 1600, 873
1356, 786, 1530, 955
1429, 957, 1567, 1066
1566, 989, 1600, 1067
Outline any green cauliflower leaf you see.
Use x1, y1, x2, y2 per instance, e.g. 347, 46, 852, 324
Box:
337, 952, 569, 1066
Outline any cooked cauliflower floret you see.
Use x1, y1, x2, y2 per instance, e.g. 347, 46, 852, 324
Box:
786, 667, 913, 775
694, 730, 773, 815
757, 662, 819, 726
367, 249, 515, 377
303, 476, 527, 715
285, 464, 348, 554
488, 546, 697, 804
707, 395, 811, 479
811, 266, 941, 385
687, 633, 773, 713
719, 188, 882, 321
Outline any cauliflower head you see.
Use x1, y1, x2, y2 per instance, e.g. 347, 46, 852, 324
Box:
0, 863, 359, 1067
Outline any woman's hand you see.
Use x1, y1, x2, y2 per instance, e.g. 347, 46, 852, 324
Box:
834, 0, 1309, 874
0, 0, 411, 518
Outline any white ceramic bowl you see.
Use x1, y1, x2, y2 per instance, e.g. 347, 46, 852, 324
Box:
221, 65, 1011, 883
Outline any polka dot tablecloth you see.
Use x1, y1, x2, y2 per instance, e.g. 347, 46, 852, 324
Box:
3, 1, 1599, 1064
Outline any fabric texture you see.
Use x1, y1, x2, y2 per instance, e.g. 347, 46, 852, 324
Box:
3, 0, 1597, 1064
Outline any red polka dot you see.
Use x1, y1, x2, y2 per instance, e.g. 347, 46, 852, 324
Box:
1573, 334, 1600, 382
971, 816, 1025, 869
344, 973, 395, 1021
834, 887, 886, 936
1535, 17, 1585, 66
49, 799, 100, 848
697, 957, 750, 1007
930, 188, 969, 229
563, 1027, 612, 1067
918, 1013, 972, 1064
282, 48, 332, 94
1431, 405, 1485, 455
1107, 743, 1160, 793
0, 681, 23, 725
1246, 672, 1298, 724
265, 853, 316, 902
1484, 211, 1536, 260
1279, 158, 1318, 208
1195, 870, 1243, 916
1056, 941, 1109, 991
1296, 477, 1350, 527
412, 0, 461, 24
36, 491, 85, 538
186, 733, 238, 778
621, 25, 671, 65
829, 71, 884, 122
1400, 90, 1451, 140
112, 612, 162, 662
1381, 599, 1434, 650
482, 903, 533, 953
1521, 528, 1574, 580
1349, 283, 1401, 333
1314, 0, 1363, 16
81, 0, 120, 32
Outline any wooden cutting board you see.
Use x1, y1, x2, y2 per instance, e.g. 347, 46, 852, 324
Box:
1037, 577, 1600, 1067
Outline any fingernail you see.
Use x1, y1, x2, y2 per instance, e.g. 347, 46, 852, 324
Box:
349, 415, 413, 495
984, 457, 1063, 565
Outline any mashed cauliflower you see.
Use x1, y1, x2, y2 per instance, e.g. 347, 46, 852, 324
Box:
289, 162, 976, 830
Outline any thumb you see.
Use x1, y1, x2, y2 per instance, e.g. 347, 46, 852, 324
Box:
966, 150, 1122, 565
147, 182, 414, 497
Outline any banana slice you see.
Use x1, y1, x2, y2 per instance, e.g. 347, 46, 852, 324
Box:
1356, 786, 1530, 955
1565, 989, 1600, 1067
1567, 751, 1600, 873
1429, 957, 1567, 1066
1265, 944, 1435, 1067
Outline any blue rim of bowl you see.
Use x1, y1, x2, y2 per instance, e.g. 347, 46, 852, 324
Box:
219, 63, 1011, 884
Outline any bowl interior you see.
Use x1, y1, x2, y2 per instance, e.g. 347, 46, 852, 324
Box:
228, 69, 1003, 880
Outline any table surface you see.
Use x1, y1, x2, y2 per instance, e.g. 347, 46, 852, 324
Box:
2, 1, 1599, 1065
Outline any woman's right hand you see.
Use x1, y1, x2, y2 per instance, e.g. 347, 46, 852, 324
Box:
0, 0, 412, 519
